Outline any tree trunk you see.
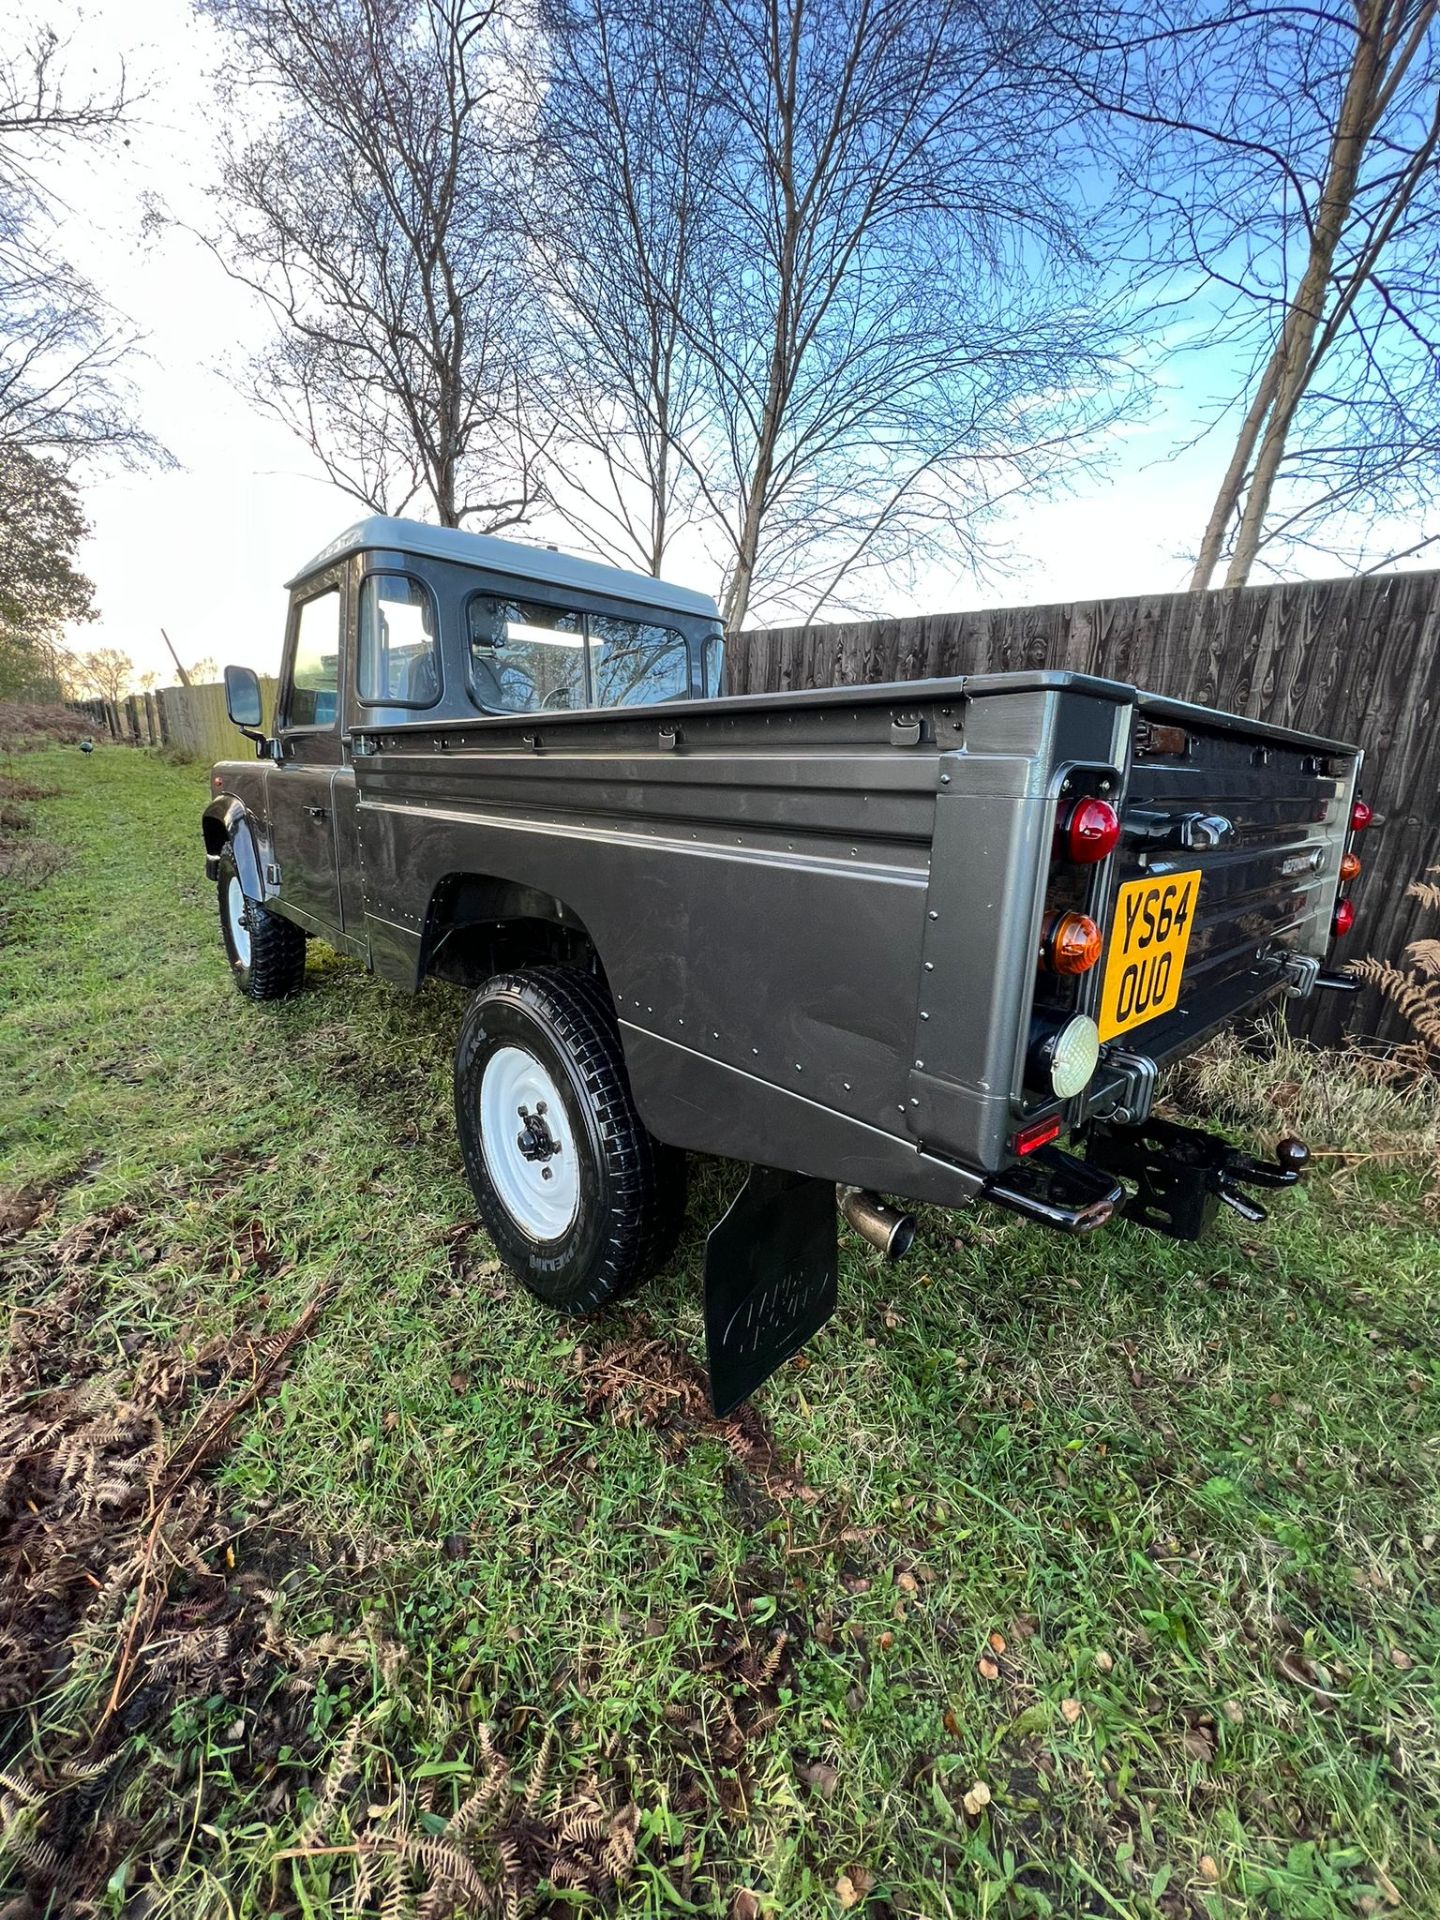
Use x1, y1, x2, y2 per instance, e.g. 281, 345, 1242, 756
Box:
1195, 0, 1388, 589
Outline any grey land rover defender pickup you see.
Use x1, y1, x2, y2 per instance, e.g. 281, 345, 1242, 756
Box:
205, 517, 1369, 1411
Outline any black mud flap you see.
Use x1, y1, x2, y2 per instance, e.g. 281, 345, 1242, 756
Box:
703, 1165, 837, 1417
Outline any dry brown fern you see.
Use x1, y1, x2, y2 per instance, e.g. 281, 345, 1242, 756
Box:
1352, 868, 1440, 1062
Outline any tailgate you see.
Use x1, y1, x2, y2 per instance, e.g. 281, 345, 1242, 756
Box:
1097, 699, 1360, 1060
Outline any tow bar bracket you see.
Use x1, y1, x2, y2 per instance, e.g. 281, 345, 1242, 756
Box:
1086, 1116, 1309, 1240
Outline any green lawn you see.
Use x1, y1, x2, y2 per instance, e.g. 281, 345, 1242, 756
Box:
2, 740, 1438, 1919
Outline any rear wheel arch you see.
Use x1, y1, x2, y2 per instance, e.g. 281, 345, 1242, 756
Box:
421, 872, 604, 989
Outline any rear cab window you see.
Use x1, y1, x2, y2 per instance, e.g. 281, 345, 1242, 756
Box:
466, 591, 695, 715
359, 573, 442, 708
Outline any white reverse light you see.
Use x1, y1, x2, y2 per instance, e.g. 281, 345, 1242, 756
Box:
1047, 1015, 1100, 1099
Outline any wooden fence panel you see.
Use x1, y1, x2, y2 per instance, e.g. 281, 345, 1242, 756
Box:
736, 569, 1440, 1047
154, 679, 279, 766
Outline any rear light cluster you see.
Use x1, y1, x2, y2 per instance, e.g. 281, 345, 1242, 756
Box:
1332, 794, 1373, 938
1038, 794, 1119, 978
1021, 782, 1121, 1129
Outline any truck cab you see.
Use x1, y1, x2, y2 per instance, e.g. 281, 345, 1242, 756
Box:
207, 517, 725, 958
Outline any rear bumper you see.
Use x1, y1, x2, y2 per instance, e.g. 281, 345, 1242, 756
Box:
1082, 955, 1293, 1128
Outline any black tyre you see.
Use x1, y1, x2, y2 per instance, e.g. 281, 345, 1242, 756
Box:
217, 842, 306, 1000
454, 966, 686, 1313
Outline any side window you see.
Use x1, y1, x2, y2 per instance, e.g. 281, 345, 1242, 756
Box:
703, 633, 726, 697
467, 596, 586, 712
590, 614, 690, 707
359, 573, 440, 707
286, 588, 341, 728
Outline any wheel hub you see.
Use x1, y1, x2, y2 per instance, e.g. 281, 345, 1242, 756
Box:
479, 1046, 579, 1239
516, 1103, 561, 1165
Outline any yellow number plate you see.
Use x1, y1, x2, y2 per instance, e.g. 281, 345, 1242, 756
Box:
1098, 870, 1202, 1041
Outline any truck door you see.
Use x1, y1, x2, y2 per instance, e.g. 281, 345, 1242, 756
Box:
269, 574, 345, 935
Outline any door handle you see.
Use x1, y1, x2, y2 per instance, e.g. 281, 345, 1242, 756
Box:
305, 804, 330, 820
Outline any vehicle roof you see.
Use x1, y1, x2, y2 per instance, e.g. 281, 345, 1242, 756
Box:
285, 515, 721, 620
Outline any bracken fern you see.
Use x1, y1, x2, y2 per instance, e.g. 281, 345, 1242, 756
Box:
1352, 867, 1440, 1060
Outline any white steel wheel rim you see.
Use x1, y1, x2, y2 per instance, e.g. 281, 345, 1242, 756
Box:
479, 1044, 580, 1241
226, 876, 252, 969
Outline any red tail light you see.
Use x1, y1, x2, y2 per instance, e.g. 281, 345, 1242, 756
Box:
1333, 898, 1355, 938
1013, 1114, 1062, 1155
1043, 911, 1103, 974
1350, 798, 1373, 832
1062, 797, 1121, 865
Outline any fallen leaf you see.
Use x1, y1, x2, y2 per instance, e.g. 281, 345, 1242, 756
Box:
730, 1895, 764, 1920
1093, 1649, 1114, 1674
962, 1780, 991, 1817
943, 1708, 961, 1737
1198, 1855, 1221, 1883
878, 1630, 895, 1651
896, 1570, 918, 1593
448, 1370, 470, 1394
1222, 1699, 1244, 1725
1060, 1697, 1082, 1725
799, 1761, 839, 1800
846, 1866, 877, 1896
988, 1629, 1007, 1653
977, 1656, 999, 1681
1389, 1646, 1413, 1671
1275, 1651, 1335, 1697
1183, 1724, 1216, 1762
836, 1874, 860, 1910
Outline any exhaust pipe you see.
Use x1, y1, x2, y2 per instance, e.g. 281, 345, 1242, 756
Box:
837, 1185, 917, 1260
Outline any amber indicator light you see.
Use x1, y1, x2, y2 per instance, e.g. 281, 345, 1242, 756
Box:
1043, 911, 1104, 974
1340, 850, 1362, 881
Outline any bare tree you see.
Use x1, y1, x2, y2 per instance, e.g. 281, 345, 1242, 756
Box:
534, 0, 1131, 628
201, 0, 547, 529
1063, 0, 1440, 588
74, 647, 134, 703
526, 0, 717, 576
0, 25, 161, 466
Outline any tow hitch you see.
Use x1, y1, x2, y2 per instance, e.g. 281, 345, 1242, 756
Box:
1085, 1116, 1310, 1240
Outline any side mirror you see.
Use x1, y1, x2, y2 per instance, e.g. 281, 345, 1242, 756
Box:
224, 663, 264, 731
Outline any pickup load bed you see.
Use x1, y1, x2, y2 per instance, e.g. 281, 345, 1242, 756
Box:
204, 518, 1368, 1408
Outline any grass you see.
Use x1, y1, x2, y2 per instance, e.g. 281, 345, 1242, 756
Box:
1, 738, 1438, 1919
